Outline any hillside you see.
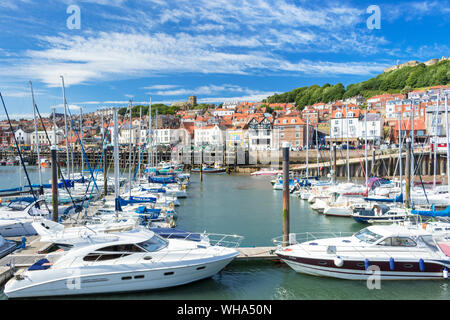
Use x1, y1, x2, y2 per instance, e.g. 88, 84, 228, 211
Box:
264, 60, 450, 109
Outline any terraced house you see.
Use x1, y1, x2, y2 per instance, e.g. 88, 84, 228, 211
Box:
273, 116, 309, 149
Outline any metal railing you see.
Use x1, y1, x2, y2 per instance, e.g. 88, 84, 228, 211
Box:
272, 232, 355, 247
272, 231, 450, 261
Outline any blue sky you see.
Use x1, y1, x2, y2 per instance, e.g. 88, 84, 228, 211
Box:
0, 0, 449, 118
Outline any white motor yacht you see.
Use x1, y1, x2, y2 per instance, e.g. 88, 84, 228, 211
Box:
275, 224, 450, 280
4, 227, 242, 298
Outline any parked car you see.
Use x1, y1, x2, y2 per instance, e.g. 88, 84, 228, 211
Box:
380, 144, 388, 151
341, 144, 355, 150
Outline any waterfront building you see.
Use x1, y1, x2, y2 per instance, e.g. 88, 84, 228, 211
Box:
358, 113, 383, 144
154, 128, 183, 146
248, 116, 274, 151
328, 108, 361, 144
425, 104, 450, 137
14, 128, 32, 145
194, 124, 227, 147
225, 126, 248, 149
273, 116, 308, 149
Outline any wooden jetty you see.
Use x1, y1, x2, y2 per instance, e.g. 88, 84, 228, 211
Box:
235, 247, 277, 261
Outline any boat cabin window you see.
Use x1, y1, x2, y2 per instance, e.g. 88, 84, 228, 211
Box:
354, 229, 383, 244
83, 253, 130, 262
420, 236, 439, 252
377, 237, 416, 247
96, 244, 144, 253
137, 234, 168, 252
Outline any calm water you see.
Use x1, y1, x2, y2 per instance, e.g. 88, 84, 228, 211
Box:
1, 166, 450, 299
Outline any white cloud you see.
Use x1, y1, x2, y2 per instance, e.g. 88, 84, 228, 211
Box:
143, 84, 180, 90
198, 93, 276, 104
152, 84, 247, 96
4, 29, 390, 88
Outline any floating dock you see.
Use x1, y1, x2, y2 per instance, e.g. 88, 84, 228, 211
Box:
235, 247, 277, 261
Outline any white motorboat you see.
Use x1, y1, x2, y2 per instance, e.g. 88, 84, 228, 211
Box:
251, 168, 281, 176
0, 200, 51, 237
4, 227, 242, 298
275, 224, 450, 280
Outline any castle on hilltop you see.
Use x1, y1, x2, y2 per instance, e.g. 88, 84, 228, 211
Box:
384, 56, 450, 73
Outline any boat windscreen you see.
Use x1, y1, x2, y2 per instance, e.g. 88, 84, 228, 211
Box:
354, 228, 383, 244
138, 234, 168, 252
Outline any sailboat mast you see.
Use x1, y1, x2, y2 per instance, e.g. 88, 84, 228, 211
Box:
155, 108, 158, 166
138, 105, 142, 182
80, 107, 84, 176
346, 105, 350, 182
147, 96, 153, 169
411, 100, 415, 184
68, 109, 74, 181
306, 115, 309, 179
128, 100, 133, 199
444, 94, 449, 199
60, 76, 70, 181
434, 93, 439, 189
30, 81, 43, 190
364, 106, 368, 191
113, 107, 119, 219
398, 112, 403, 196
315, 114, 319, 177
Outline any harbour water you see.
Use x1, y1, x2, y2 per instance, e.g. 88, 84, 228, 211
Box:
1, 166, 450, 299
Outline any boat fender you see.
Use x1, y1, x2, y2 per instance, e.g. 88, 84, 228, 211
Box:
334, 256, 344, 268
389, 258, 395, 271
364, 258, 370, 270
444, 268, 448, 279
21, 237, 26, 249
419, 259, 425, 272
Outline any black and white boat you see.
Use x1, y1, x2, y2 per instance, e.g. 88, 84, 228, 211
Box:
275, 225, 450, 280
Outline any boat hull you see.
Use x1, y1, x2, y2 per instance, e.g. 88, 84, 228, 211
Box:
277, 254, 448, 280
323, 207, 352, 217
4, 255, 236, 298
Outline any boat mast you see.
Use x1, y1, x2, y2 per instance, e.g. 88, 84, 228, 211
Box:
346, 105, 350, 182
30, 81, 43, 192
306, 115, 309, 179
148, 96, 152, 170
398, 112, 403, 196
155, 108, 158, 166
80, 107, 84, 177
410, 99, 415, 185
138, 105, 142, 182
68, 107, 75, 181
113, 107, 120, 220
315, 120, 319, 177
434, 93, 439, 190
128, 100, 133, 199
128, 100, 133, 197
445, 94, 449, 200
60, 76, 71, 182
364, 106, 368, 191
